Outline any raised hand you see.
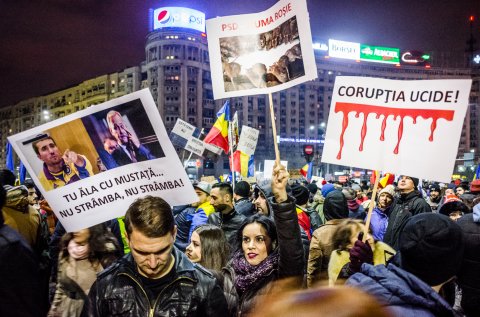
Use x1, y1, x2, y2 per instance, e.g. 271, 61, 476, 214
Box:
271, 161, 289, 203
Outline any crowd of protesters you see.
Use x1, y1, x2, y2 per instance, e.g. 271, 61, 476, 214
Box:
1, 165, 480, 317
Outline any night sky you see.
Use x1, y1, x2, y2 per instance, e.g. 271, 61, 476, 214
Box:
0, 0, 478, 107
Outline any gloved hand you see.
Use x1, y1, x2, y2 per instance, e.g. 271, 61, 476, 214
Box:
349, 232, 373, 274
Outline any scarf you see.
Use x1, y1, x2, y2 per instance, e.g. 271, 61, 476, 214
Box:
347, 199, 360, 212
231, 250, 279, 294
68, 239, 90, 260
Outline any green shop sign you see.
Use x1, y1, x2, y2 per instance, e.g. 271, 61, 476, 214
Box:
360, 44, 400, 64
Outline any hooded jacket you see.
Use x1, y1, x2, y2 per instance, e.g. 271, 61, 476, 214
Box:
323, 189, 348, 221
347, 263, 455, 317
87, 247, 227, 316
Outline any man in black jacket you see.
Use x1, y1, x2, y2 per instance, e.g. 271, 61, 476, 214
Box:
383, 176, 431, 250
208, 182, 246, 249
87, 196, 227, 316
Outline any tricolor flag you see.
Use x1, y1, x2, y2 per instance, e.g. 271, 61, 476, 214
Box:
232, 151, 254, 178
300, 162, 313, 181
204, 101, 230, 153
370, 171, 395, 188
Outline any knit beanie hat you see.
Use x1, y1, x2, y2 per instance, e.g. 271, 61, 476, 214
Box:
379, 184, 395, 198
291, 184, 309, 206
403, 176, 419, 189
234, 181, 250, 198
399, 213, 464, 286
307, 183, 318, 195
321, 183, 335, 198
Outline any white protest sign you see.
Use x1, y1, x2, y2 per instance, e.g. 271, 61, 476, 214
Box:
185, 138, 205, 157
237, 125, 259, 156
321, 77, 472, 182
204, 142, 223, 155
8, 89, 198, 232
206, 0, 317, 99
263, 160, 288, 179
171, 118, 198, 139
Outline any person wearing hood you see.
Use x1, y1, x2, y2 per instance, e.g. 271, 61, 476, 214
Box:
383, 176, 431, 251
367, 185, 395, 241
307, 187, 348, 287
456, 200, 480, 316
347, 213, 464, 317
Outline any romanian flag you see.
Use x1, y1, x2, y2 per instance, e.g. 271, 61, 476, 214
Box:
370, 171, 395, 188
204, 101, 230, 153
300, 162, 313, 181
232, 151, 254, 177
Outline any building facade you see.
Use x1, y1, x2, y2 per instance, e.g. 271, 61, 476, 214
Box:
1, 7, 478, 181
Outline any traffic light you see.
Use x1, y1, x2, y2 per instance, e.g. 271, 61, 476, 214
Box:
303, 145, 314, 163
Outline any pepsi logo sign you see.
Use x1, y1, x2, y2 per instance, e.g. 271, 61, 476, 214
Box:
152, 7, 205, 32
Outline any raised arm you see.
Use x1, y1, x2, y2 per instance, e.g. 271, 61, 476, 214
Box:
269, 162, 304, 278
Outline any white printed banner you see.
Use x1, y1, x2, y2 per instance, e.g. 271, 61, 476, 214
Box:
237, 125, 260, 156
321, 77, 472, 182
263, 160, 288, 179
8, 89, 198, 232
206, 0, 317, 99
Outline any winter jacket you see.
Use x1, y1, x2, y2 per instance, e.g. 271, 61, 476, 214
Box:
306, 219, 344, 287
383, 191, 431, 250
87, 247, 228, 317
368, 207, 390, 241
234, 197, 255, 217
208, 208, 246, 249
347, 263, 455, 317
456, 203, 480, 316
222, 195, 304, 317
327, 241, 395, 286
174, 205, 196, 252
0, 223, 48, 317
2, 185, 41, 248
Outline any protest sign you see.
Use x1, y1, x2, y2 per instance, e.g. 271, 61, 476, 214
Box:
8, 89, 198, 232
237, 125, 260, 156
263, 160, 288, 179
206, 0, 317, 99
321, 77, 472, 182
170, 118, 201, 149
185, 138, 205, 157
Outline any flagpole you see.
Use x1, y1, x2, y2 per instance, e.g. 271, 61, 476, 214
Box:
229, 117, 235, 192
363, 171, 380, 241
268, 93, 280, 164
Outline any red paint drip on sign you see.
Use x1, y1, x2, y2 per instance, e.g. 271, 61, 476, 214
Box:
334, 102, 455, 160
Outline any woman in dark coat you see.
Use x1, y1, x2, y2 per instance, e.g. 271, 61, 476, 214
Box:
222, 163, 304, 316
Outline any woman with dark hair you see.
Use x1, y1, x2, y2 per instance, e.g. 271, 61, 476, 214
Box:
48, 224, 120, 317
186, 224, 229, 272
222, 162, 304, 316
